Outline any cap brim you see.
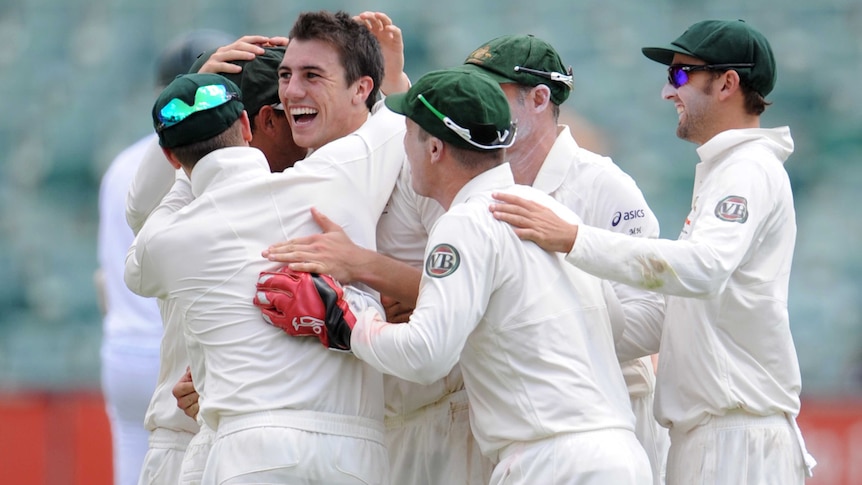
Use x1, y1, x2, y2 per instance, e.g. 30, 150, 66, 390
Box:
384, 92, 410, 116
641, 44, 696, 65
457, 63, 517, 85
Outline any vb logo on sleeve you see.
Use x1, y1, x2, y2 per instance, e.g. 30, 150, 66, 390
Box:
714, 195, 749, 223
425, 244, 461, 278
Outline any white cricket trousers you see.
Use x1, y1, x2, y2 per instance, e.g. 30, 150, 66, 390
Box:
625, 356, 669, 485
666, 411, 810, 485
490, 428, 652, 484
385, 388, 492, 485
202, 409, 389, 485
179, 420, 216, 485
137, 428, 195, 485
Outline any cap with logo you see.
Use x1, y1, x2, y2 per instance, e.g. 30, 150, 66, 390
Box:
460, 34, 573, 106
189, 46, 285, 118
641, 19, 776, 96
384, 68, 515, 152
152, 73, 244, 148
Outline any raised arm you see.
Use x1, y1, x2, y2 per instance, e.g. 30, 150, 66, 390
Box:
354, 11, 410, 95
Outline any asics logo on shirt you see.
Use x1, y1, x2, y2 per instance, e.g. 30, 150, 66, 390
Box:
612, 209, 646, 226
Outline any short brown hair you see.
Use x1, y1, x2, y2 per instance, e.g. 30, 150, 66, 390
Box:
289, 11, 384, 111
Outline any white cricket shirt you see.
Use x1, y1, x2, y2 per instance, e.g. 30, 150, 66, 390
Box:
352, 163, 635, 459
567, 127, 802, 433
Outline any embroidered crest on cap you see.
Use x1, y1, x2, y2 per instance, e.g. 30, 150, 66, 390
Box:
425, 244, 461, 278
714, 195, 748, 223
466, 45, 492, 64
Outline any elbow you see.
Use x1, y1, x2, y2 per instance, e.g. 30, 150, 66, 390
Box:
410, 364, 450, 386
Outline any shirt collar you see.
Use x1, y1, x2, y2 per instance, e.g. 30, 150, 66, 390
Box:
451, 163, 515, 207
532, 125, 576, 194
190, 146, 270, 197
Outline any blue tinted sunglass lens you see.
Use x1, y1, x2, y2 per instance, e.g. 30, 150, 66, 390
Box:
668, 67, 688, 88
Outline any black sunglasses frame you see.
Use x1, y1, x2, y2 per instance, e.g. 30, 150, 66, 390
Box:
667, 63, 755, 88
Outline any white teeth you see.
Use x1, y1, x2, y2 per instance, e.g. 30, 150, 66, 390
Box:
676, 105, 684, 115
289, 107, 318, 115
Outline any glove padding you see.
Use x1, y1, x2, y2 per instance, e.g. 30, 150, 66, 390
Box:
253, 267, 356, 351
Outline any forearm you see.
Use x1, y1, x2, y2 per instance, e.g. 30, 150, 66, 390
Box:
351, 249, 422, 306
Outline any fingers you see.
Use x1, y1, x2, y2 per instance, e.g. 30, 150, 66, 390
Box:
196, 35, 287, 75
354, 11, 392, 31
310, 207, 342, 233
266, 36, 290, 47
287, 261, 328, 274
262, 237, 315, 259
186, 402, 199, 420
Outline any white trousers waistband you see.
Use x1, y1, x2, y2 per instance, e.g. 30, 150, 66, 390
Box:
216, 409, 385, 445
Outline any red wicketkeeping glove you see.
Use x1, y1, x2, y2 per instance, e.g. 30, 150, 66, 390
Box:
253, 267, 357, 351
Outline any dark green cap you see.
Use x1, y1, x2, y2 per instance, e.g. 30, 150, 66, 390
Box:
642, 19, 777, 96
189, 46, 285, 118
385, 68, 514, 152
461, 34, 573, 105
152, 73, 244, 148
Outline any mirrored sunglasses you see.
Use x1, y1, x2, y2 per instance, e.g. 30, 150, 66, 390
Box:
156, 84, 240, 132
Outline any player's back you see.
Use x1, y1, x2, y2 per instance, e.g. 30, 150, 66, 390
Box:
132, 147, 386, 430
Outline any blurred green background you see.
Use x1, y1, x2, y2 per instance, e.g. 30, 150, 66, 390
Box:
0, 0, 859, 397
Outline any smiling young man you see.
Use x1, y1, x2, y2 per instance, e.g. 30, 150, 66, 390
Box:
489, 19, 817, 484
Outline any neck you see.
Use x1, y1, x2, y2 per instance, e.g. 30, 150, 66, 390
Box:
507, 121, 558, 186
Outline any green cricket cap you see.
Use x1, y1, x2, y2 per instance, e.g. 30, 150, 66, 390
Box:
189, 46, 284, 118
385, 68, 514, 152
152, 73, 244, 148
461, 34, 573, 105
642, 19, 777, 96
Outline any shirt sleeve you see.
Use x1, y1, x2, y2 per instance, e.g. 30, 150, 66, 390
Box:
351, 209, 496, 385
567, 160, 772, 298
124, 175, 193, 298
126, 138, 180, 235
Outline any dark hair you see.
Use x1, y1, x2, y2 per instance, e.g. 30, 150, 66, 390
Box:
169, 118, 246, 168
290, 10, 384, 111
740, 82, 771, 115
708, 70, 770, 115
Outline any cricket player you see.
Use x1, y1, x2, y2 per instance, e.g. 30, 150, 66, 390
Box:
459, 34, 669, 484
257, 68, 652, 484
125, 70, 400, 483
125, 35, 308, 485
489, 19, 817, 484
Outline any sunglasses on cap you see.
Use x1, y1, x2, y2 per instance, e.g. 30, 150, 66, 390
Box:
156, 84, 240, 132
513, 65, 574, 90
667, 63, 755, 89
417, 94, 517, 150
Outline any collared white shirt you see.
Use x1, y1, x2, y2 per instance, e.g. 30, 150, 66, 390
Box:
125, 106, 407, 430
352, 163, 634, 459
567, 127, 802, 433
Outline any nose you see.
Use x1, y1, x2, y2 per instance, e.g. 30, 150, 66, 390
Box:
661, 83, 677, 100
279, 76, 303, 103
